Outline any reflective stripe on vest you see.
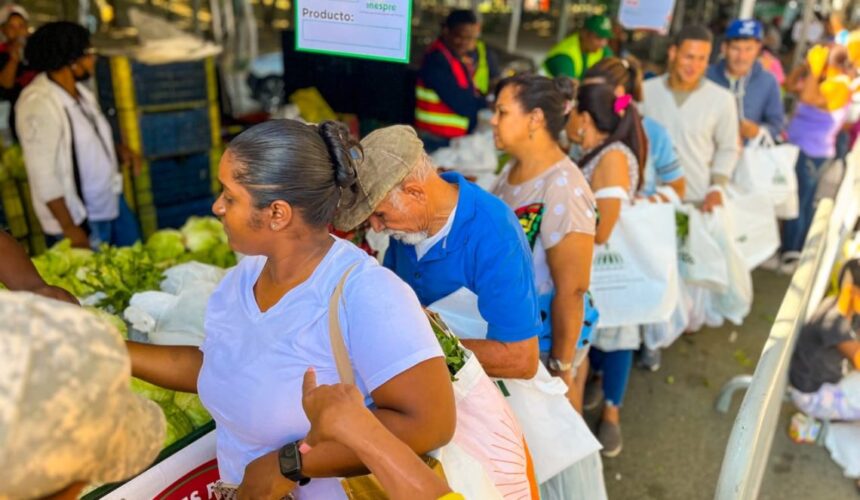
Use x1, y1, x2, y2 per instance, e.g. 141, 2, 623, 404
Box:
473, 40, 490, 94
543, 33, 606, 80
415, 39, 472, 138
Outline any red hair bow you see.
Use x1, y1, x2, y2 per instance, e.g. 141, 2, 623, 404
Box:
614, 94, 633, 116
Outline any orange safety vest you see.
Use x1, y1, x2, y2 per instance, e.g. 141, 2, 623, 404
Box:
415, 39, 472, 139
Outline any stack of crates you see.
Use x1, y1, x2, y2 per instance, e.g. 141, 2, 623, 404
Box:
0, 174, 44, 254
95, 56, 222, 238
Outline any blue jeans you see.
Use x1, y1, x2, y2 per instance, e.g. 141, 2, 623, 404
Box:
589, 348, 633, 407
781, 151, 831, 253
88, 195, 141, 247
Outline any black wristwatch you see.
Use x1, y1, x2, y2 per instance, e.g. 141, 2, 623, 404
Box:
278, 441, 311, 486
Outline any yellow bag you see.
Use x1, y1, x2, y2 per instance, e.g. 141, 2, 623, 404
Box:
289, 87, 337, 123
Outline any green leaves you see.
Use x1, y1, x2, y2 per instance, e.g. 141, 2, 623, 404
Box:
426, 311, 466, 380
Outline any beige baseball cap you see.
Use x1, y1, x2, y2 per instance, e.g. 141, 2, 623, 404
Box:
333, 125, 425, 231
0, 291, 165, 500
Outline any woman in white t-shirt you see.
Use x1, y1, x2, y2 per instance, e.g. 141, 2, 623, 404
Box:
566, 82, 648, 458
127, 120, 455, 500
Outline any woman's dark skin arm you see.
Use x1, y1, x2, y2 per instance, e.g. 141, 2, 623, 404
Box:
126, 341, 202, 393
0, 230, 78, 304
238, 357, 456, 499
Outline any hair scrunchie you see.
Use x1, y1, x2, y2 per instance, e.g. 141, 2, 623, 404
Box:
614, 94, 633, 116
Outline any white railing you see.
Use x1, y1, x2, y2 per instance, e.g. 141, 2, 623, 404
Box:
714, 150, 860, 500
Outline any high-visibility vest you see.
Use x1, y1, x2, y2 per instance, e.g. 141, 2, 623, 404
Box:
473, 40, 490, 95
543, 33, 608, 80
415, 39, 472, 139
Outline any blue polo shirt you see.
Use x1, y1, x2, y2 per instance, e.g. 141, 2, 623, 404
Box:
383, 172, 542, 343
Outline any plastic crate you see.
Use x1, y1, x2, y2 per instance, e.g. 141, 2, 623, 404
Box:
156, 197, 215, 230
150, 153, 213, 207
96, 57, 210, 109
139, 107, 212, 158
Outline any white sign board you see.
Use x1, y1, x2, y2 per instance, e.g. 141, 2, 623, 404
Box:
619, 0, 676, 34
295, 1, 412, 63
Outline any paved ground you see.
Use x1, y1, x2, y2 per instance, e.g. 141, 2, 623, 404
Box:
596, 269, 857, 500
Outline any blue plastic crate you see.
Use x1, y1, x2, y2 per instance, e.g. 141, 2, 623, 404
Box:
149, 153, 213, 206
139, 107, 212, 158
156, 197, 216, 230
132, 60, 209, 106
95, 57, 210, 109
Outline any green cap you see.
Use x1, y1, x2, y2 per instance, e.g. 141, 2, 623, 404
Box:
585, 14, 613, 39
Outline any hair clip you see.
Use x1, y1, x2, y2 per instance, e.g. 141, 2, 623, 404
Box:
563, 99, 575, 115
614, 94, 633, 116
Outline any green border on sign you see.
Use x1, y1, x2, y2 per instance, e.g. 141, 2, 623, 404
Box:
294, 1, 412, 64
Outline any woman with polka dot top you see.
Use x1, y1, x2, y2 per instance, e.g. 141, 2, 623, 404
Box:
490, 73, 598, 413
491, 73, 607, 500
566, 81, 649, 459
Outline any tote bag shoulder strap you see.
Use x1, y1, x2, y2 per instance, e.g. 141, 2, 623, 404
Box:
328, 263, 359, 385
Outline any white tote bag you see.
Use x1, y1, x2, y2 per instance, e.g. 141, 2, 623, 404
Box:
726, 192, 781, 271
703, 206, 754, 325
590, 201, 679, 328
429, 289, 602, 484
733, 130, 800, 219
495, 366, 602, 483
677, 204, 728, 291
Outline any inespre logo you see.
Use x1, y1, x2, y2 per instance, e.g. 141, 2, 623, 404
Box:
594, 246, 625, 270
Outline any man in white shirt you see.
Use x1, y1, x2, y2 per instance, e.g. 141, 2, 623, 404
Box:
642, 25, 740, 210
16, 21, 139, 248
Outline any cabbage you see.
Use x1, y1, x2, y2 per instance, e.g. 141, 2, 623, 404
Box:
145, 230, 186, 263
161, 402, 195, 447
174, 391, 212, 429
130, 377, 175, 405
180, 216, 227, 253
85, 307, 128, 339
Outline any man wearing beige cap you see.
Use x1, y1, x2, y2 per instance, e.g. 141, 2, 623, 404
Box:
0, 291, 165, 500
335, 125, 542, 379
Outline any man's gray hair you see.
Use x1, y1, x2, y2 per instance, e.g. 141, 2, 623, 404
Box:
388, 153, 437, 210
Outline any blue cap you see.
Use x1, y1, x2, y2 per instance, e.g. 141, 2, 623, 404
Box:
725, 19, 763, 41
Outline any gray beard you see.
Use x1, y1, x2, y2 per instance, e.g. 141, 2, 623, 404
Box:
383, 229, 429, 246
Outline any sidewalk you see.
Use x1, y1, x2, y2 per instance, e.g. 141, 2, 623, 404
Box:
599, 269, 856, 499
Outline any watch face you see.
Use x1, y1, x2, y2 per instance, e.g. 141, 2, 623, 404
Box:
279, 443, 300, 477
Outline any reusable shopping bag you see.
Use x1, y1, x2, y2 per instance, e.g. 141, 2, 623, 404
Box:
733, 130, 800, 219
329, 270, 529, 500
726, 191, 781, 271
703, 206, 754, 325
589, 201, 680, 328
429, 288, 602, 484
676, 204, 728, 291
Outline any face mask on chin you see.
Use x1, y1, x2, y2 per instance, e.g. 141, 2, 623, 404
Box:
74, 68, 92, 83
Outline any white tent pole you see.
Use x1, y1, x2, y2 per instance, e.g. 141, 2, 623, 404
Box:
557, 0, 571, 42
507, 0, 523, 54
739, 0, 757, 19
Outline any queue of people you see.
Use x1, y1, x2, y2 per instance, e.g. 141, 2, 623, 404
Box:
6, 7, 860, 499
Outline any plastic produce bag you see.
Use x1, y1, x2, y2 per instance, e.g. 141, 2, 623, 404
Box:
124, 262, 226, 347
161, 262, 228, 294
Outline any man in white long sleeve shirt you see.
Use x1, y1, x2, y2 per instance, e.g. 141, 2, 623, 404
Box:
642, 25, 740, 210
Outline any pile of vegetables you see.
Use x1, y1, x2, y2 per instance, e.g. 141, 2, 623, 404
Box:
31, 216, 234, 447
33, 216, 237, 314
